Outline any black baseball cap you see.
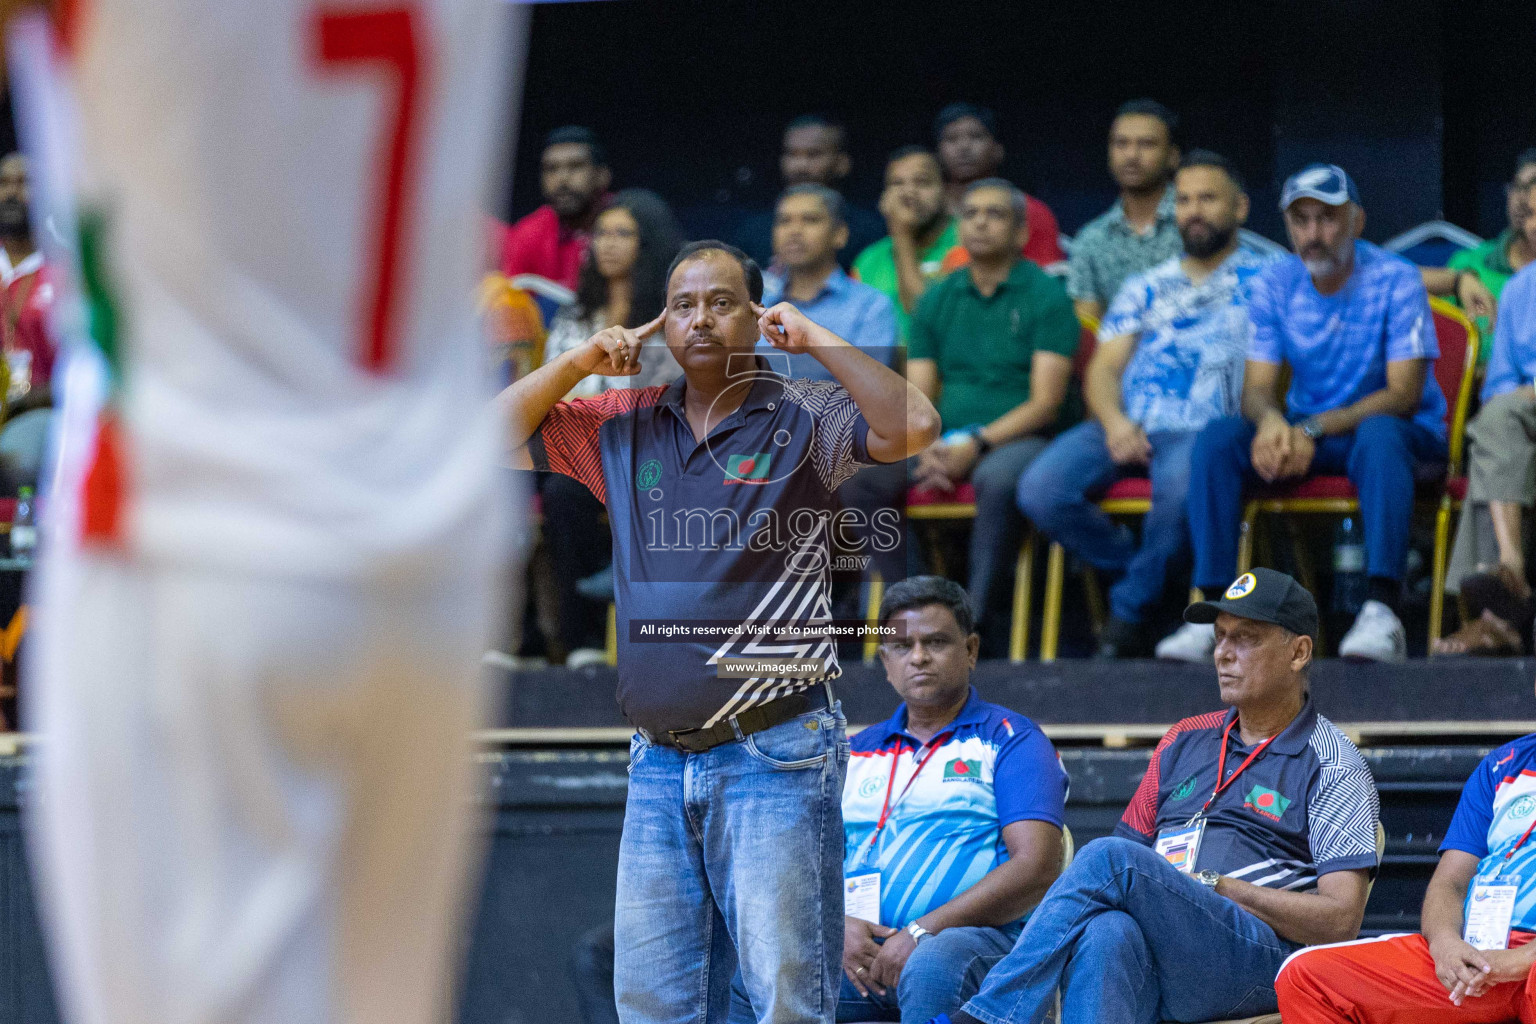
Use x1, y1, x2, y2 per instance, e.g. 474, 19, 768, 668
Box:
1184, 568, 1319, 640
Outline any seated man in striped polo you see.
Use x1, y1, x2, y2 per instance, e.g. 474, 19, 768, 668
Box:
929, 568, 1381, 1024
731, 576, 1068, 1023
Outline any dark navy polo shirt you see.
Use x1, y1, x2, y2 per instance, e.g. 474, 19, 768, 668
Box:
1114, 701, 1380, 889
530, 362, 879, 736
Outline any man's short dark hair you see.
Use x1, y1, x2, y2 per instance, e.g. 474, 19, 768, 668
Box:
1114, 98, 1180, 141
778, 183, 847, 227
1516, 149, 1536, 179
1178, 149, 1245, 192
879, 576, 975, 635
785, 114, 847, 152
666, 240, 764, 303
934, 103, 998, 143
543, 125, 607, 167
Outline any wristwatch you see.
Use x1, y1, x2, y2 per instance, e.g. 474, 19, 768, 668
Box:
1298, 417, 1325, 442
1198, 869, 1222, 890
965, 424, 994, 456
906, 921, 933, 945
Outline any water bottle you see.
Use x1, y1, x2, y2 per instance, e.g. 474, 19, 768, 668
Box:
1332, 516, 1366, 615
10, 486, 36, 561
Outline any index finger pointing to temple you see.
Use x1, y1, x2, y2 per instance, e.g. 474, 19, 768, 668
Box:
636, 311, 667, 339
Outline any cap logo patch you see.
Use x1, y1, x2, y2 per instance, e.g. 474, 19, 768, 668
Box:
1225, 573, 1257, 600
1297, 166, 1334, 189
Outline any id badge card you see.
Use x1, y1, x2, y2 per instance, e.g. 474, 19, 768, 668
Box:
1464, 875, 1520, 951
1154, 818, 1207, 875
844, 871, 882, 924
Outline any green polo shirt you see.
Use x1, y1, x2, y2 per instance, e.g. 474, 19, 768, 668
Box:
1448, 229, 1528, 364
852, 219, 959, 343
908, 260, 1080, 431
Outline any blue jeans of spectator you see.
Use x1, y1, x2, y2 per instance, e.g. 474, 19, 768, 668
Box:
1186, 414, 1448, 592
960, 838, 1297, 1024
1017, 421, 1197, 624
727, 924, 1017, 1024
968, 436, 1049, 657
614, 701, 849, 1024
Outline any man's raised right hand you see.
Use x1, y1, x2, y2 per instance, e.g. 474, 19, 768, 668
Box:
577, 312, 666, 377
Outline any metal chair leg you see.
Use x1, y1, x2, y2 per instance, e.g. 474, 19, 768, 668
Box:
1009, 535, 1035, 663
864, 574, 885, 664
1042, 541, 1066, 662
1237, 501, 1259, 573
1430, 496, 1453, 643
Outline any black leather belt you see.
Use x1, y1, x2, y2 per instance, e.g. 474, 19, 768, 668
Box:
650, 685, 832, 753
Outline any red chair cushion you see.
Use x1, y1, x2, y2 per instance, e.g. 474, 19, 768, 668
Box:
1251, 475, 1358, 500
907, 482, 977, 506
1103, 478, 1152, 501
1251, 475, 1453, 502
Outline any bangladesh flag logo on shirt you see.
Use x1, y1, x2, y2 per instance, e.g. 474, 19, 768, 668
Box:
724, 452, 772, 484
1244, 784, 1292, 821
943, 758, 981, 782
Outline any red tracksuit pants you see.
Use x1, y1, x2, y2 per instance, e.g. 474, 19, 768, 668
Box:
1276, 932, 1536, 1023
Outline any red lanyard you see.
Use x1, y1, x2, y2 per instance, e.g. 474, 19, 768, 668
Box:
1198, 717, 1279, 818
873, 731, 954, 836
1506, 819, 1536, 864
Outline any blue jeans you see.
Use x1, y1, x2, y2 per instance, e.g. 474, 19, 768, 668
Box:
960, 838, 1297, 1024
1017, 421, 1197, 624
614, 701, 849, 1024
1186, 414, 1448, 591
727, 924, 1017, 1024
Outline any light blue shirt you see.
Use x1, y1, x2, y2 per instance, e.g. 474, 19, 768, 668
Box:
1247, 240, 1446, 438
1099, 247, 1276, 434
1482, 262, 1536, 402
760, 267, 900, 381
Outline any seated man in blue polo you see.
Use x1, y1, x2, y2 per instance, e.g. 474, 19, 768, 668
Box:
503, 240, 941, 1024
1165, 163, 1448, 665
730, 575, 1067, 1023
759, 183, 909, 592
930, 568, 1381, 1024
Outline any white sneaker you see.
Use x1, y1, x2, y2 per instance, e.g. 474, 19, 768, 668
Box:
1338, 600, 1406, 662
1155, 622, 1216, 663
565, 647, 609, 670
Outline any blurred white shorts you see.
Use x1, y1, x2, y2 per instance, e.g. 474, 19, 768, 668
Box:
26, 552, 496, 1024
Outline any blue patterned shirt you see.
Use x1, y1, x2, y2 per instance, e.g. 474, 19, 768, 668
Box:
1099, 247, 1276, 434
843, 689, 1067, 929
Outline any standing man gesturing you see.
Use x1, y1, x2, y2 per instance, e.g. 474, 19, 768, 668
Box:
504, 240, 940, 1024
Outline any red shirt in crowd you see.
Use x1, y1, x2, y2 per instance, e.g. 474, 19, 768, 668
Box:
497, 204, 594, 290
0, 253, 57, 392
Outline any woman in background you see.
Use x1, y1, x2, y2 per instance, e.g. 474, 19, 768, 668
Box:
543, 188, 685, 395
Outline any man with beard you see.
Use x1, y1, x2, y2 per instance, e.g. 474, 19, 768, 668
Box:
0, 152, 57, 419
1165, 163, 1448, 664
498, 125, 612, 290
1066, 100, 1184, 323
1019, 152, 1274, 658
